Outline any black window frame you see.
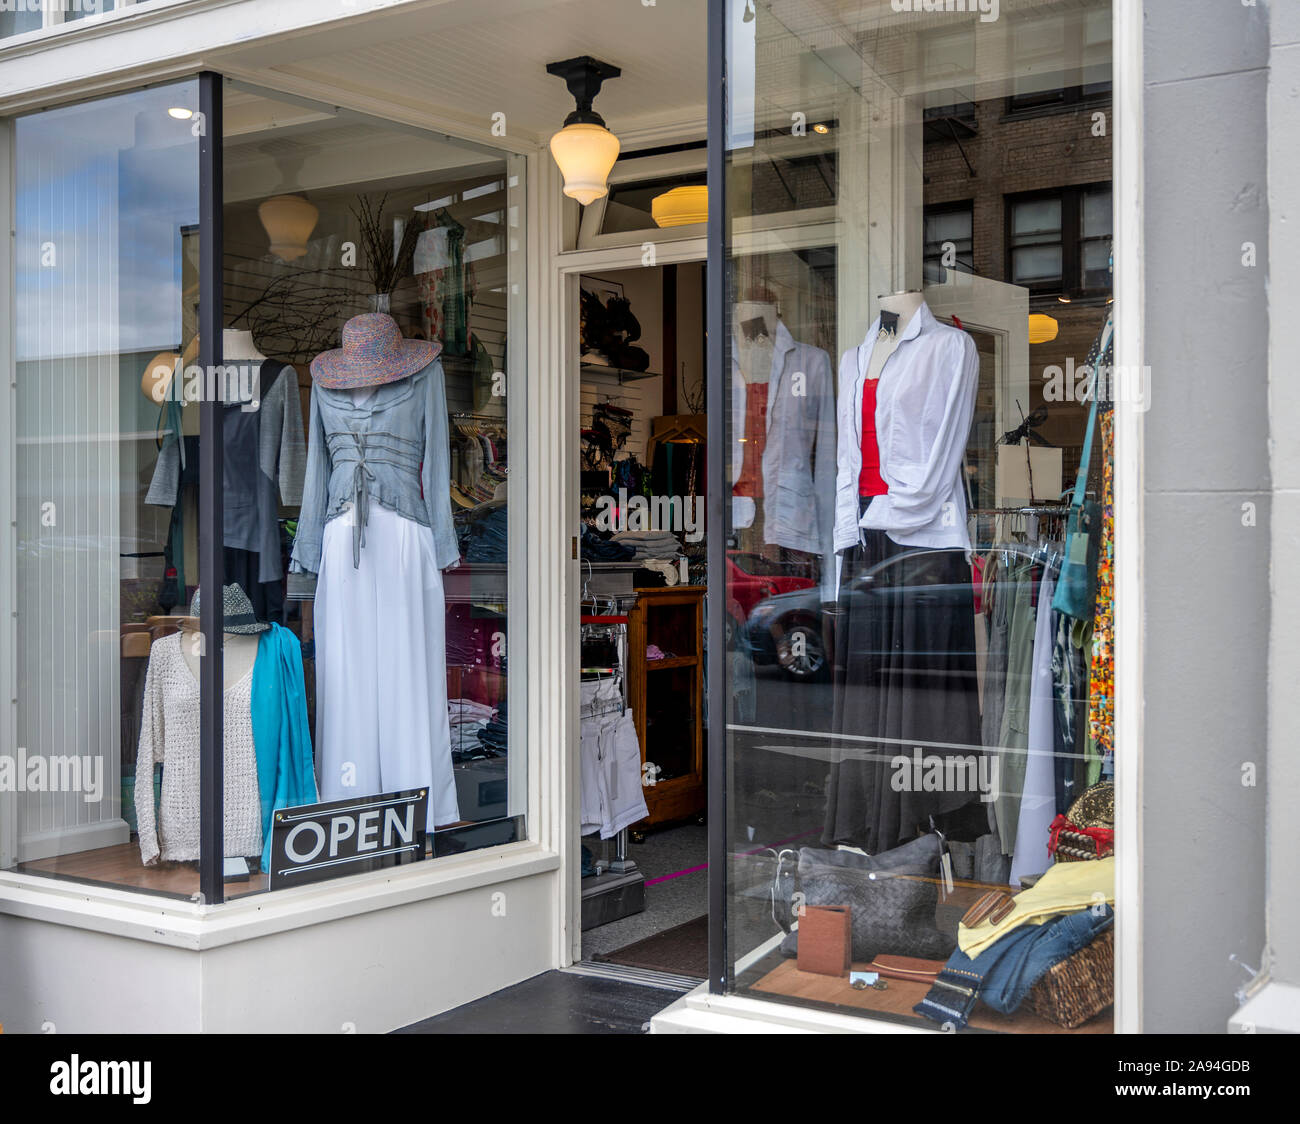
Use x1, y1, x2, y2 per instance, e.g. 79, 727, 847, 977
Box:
923, 200, 975, 280
1005, 183, 1112, 299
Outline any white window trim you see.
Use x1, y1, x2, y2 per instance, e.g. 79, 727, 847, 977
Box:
0, 842, 559, 950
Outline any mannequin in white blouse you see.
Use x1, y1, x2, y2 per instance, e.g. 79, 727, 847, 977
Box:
866, 289, 925, 382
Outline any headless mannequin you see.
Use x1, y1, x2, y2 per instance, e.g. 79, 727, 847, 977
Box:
734, 300, 778, 385
179, 629, 259, 689
866, 290, 926, 381
223, 328, 268, 364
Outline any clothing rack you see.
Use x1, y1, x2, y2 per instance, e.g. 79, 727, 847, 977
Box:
580, 594, 639, 877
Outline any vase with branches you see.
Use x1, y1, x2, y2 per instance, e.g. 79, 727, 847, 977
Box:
350, 192, 419, 311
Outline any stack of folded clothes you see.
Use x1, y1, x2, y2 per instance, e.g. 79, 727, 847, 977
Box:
449, 697, 498, 762
464, 503, 509, 563
580, 524, 636, 561
478, 698, 508, 756
611, 528, 682, 561
913, 857, 1115, 1030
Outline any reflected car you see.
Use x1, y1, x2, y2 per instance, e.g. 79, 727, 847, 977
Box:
744, 543, 1043, 682
727, 550, 815, 620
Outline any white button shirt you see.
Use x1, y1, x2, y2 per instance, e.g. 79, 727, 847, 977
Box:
833, 301, 978, 554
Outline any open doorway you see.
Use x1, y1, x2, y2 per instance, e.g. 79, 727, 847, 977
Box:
575, 259, 713, 980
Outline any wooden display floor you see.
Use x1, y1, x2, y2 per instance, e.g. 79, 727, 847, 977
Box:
20, 843, 268, 900
745, 957, 1112, 1034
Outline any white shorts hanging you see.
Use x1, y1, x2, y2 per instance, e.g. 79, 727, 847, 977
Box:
314, 502, 459, 830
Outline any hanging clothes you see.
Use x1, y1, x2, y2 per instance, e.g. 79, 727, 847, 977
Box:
992, 556, 1037, 856
147, 359, 306, 613
1088, 397, 1116, 778
1010, 562, 1059, 885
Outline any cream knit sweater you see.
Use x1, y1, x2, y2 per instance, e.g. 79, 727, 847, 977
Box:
134, 633, 264, 865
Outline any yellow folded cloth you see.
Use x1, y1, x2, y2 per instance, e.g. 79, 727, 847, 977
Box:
958, 857, 1115, 958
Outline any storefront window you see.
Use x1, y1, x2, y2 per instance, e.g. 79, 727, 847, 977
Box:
721, 0, 1116, 1032
217, 86, 527, 892
4, 79, 204, 898
2, 78, 526, 901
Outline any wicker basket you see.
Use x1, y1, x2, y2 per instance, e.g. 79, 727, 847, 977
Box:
1027, 929, 1114, 1029
1051, 824, 1114, 861
1048, 781, 1115, 862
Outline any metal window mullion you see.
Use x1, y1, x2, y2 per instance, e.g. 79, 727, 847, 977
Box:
197, 71, 225, 906
705, 0, 727, 997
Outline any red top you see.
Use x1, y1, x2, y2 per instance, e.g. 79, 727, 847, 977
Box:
858, 377, 888, 497
734, 386, 768, 498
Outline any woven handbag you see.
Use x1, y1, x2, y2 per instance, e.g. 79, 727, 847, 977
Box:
1028, 928, 1114, 1028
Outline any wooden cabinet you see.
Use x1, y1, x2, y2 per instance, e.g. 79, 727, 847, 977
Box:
627, 585, 706, 828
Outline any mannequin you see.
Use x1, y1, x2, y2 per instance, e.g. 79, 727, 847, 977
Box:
178, 626, 259, 688
223, 328, 268, 364
865, 289, 925, 382
734, 299, 778, 385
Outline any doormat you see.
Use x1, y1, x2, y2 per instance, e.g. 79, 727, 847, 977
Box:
593, 915, 709, 978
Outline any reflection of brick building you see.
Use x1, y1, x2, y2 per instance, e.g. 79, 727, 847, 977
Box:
925, 93, 1113, 483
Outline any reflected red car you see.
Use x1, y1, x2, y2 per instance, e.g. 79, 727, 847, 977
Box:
727, 550, 815, 620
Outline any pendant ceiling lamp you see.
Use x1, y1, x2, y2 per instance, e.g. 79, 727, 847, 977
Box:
546, 55, 622, 206
652, 185, 708, 228
1028, 313, 1059, 345
258, 194, 319, 261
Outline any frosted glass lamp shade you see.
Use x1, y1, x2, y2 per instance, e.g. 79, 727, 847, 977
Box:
549, 122, 621, 206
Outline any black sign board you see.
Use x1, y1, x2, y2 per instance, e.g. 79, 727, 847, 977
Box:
268, 788, 428, 889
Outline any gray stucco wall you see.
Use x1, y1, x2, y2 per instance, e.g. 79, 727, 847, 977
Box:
1265, 0, 1300, 995
1142, 0, 1271, 1032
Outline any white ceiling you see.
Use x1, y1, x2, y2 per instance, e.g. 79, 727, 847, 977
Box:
215, 0, 709, 148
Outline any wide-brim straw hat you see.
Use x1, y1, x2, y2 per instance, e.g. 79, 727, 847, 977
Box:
310, 312, 440, 389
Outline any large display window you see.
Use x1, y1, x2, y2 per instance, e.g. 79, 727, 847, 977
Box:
717, 0, 1117, 1032
1, 76, 527, 902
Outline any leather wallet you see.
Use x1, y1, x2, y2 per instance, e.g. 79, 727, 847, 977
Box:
867, 955, 946, 983
797, 905, 852, 977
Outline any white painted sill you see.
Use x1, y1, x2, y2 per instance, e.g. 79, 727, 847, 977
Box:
0, 839, 559, 950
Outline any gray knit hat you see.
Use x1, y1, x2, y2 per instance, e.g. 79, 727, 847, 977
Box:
188, 584, 270, 634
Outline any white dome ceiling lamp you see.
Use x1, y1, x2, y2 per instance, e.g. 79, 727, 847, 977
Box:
546, 55, 622, 207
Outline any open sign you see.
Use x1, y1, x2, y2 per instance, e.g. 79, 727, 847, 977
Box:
269, 789, 428, 889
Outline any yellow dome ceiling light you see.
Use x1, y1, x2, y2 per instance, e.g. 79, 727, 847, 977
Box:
652, 185, 708, 228
546, 55, 622, 207
1028, 313, 1060, 345
258, 194, 320, 262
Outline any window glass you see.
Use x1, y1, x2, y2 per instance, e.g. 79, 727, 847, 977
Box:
0, 5, 42, 38
723, 0, 1116, 1033
4, 80, 204, 898
924, 205, 974, 279
64, 0, 115, 22
218, 87, 526, 891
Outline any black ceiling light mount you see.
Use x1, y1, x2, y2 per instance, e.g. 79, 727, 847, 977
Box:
546, 56, 622, 127
546, 55, 624, 205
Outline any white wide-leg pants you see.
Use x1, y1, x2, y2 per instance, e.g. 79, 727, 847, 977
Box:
315, 502, 460, 829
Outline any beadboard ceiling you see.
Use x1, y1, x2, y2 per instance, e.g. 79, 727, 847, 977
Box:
214, 0, 709, 149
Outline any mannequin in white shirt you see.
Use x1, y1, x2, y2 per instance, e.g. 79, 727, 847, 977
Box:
865, 289, 925, 382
